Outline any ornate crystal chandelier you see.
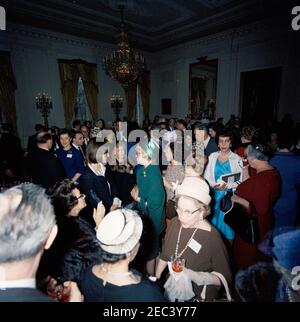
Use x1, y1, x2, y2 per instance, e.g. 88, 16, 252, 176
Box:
102, 5, 146, 89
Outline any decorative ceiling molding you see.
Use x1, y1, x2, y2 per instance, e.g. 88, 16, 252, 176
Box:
2, 0, 290, 52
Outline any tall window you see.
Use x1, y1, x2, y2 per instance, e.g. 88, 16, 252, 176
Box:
74, 77, 91, 121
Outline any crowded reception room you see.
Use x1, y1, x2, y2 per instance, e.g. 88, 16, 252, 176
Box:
0, 0, 300, 305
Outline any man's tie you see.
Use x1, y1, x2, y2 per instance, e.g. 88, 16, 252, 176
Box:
79, 146, 85, 159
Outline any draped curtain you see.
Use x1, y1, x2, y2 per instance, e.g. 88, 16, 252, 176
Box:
140, 71, 150, 118
0, 52, 17, 131
77, 63, 98, 120
125, 82, 137, 122
125, 70, 150, 122
58, 59, 98, 127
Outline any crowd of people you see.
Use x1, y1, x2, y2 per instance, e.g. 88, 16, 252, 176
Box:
0, 113, 299, 302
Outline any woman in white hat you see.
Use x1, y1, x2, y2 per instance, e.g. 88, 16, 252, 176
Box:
80, 208, 165, 302
155, 177, 232, 301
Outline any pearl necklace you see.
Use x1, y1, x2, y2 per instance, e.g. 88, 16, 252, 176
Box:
174, 225, 198, 259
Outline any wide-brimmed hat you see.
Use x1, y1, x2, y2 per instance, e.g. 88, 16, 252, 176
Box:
96, 208, 143, 255
176, 177, 211, 206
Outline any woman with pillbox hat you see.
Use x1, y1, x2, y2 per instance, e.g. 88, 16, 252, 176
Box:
131, 140, 166, 276
155, 176, 232, 301
80, 208, 165, 302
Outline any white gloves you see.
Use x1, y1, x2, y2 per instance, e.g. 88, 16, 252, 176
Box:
171, 180, 179, 191
164, 262, 195, 302
113, 197, 122, 207
183, 268, 216, 286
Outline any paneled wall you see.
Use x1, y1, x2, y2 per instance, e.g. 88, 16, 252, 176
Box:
0, 24, 151, 146
150, 15, 300, 124
1, 14, 300, 147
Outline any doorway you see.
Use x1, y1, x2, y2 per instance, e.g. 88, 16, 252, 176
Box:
239, 67, 281, 127
189, 59, 218, 120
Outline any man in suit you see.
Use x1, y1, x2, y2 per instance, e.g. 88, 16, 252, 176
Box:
72, 131, 86, 161
80, 125, 90, 155
0, 184, 82, 302
27, 124, 44, 154
26, 132, 66, 189
0, 123, 24, 184
193, 123, 218, 157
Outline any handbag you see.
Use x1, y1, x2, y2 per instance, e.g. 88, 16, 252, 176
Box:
195, 272, 232, 302
224, 200, 259, 245
166, 199, 177, 220
220, 190, 233, 213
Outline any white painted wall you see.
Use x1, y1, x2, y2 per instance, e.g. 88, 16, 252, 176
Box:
1, 14, 300, 147
0, 24, 152, 146
150, 15, 300, 124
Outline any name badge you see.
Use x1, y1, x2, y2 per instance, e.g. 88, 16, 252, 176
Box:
188, 238, 202, 254
67, 153, 72, 158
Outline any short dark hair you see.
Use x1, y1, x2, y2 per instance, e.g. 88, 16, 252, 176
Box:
36, 132, 52, 144
208, 122, 220, 133
47, 179, 79, 218
35, 124, 44, 132
176, 119, 187, 128
83, 120, 92, 128
216, 129, 233, 144
241, 126, 258, 141
193, 123, 208, 132
72, 120, 81, 128
86, 138, 107, 164
73, 131, 83, 139
100, 248, 126, 263
59, 128, 71, 138
96, 118, 105, 129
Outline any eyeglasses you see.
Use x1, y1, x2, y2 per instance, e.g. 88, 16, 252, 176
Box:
76, 194, 85, 200
175, 206, 201, 216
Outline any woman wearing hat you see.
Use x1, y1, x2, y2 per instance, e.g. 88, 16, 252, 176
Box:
131, 140, 166, 276
80, 208, 165, 302
155, 177, 232, 301
231, 144, 281, 269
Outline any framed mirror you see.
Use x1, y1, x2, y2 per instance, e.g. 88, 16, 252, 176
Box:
189, 58, 218, 121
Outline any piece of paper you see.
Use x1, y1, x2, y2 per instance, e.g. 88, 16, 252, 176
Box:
221, 172, 241, 183
188, 238, 202, 254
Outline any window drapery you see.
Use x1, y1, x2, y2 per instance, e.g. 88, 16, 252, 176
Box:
58, 59, 98, 127
0, 51, 17, 131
